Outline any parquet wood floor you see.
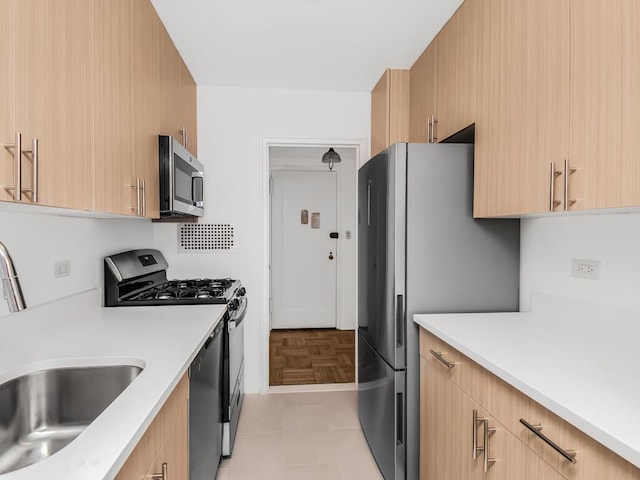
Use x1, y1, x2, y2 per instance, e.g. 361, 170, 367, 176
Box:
269, 329, 356, 386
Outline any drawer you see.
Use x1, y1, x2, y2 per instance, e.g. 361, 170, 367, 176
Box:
419, 328, 490, 408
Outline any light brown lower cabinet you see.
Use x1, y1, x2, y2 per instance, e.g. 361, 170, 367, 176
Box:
419, 328, 640, 480
115, 374, 188, 480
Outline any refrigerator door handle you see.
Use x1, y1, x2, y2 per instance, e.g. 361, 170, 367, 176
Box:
396, 392, 404, 446
396, 294, 404, 348
367, 181, 372, 225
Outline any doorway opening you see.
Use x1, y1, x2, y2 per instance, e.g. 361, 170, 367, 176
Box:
267, 143, 359, 389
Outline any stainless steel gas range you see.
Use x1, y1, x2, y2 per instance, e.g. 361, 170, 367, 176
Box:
103, 249, 246, 475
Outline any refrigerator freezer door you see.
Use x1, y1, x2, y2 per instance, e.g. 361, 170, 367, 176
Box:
358, 330, 406, 480
358, 144, 407, 370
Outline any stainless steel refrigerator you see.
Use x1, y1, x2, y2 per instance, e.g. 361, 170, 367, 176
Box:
357, 143, 520, 480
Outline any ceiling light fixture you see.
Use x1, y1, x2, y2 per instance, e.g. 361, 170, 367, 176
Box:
321, 148, 341, 171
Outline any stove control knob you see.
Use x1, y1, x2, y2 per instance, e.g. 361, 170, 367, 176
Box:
237, 287, 246, 297
228, 299, 239, 311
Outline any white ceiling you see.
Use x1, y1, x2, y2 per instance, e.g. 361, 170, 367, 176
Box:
150, 0, 462, 93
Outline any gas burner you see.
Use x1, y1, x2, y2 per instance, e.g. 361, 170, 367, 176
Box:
157, 291, 175, 300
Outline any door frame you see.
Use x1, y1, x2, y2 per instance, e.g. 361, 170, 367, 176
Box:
260, 137, 367, 393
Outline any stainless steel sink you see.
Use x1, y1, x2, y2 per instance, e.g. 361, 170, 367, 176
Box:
0, 364, 143, 474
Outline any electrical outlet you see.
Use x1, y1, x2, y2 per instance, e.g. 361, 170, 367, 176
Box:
55, 260, 71, 278
571, 259, 600, 280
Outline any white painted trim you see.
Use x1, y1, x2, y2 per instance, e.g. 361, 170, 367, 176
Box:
268, 382, 356, 394
260, 137, 367, 394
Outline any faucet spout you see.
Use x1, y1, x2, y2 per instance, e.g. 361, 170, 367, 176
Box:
0, 242, 26, 312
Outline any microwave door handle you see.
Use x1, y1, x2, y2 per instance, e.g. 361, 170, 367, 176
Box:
192, 172, 204, 207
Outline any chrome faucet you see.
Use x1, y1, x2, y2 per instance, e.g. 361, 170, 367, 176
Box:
0, 242, 26, 312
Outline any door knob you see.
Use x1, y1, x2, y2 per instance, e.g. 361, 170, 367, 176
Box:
328, 251, 334, 260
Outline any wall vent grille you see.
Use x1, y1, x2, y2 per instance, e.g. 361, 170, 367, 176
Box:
178, 224, 235, 252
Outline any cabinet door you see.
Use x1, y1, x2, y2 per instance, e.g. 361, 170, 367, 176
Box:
93, 0, 135, 216
409, 42, 437, 143
179, 58, 198, 157
570, 0, 640, 210
371, 69, 390, 157
421, 358, 486, 480
474, 0, 569, 217
132, 0, 160, 218
435, 0, 481, 141
159, 24, 182, 141
0, 0, 14, 202
15, 0, 93, 210
148, 401, 189, 480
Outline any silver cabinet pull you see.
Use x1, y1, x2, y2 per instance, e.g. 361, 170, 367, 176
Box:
483, 418, 496, 472
429, 349, 455, 369
549, 162, 562, 211
141, 179, 146, 216
563, 159, 577, 210
427, 117, 433, 143
2, 132, 22, 201
472, 409, 495, 471
150, 462, 168, 480
520, 418, 577, 464
131, 178, 141, 215
431, 115, 438, 142
20, 138, 39, 203
179, 126, 187, 149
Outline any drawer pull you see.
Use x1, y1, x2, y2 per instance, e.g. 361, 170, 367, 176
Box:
520, 418, 577, 464
150, 462, 168, 480
472, 409, 495, 471
429, 349, 455, 369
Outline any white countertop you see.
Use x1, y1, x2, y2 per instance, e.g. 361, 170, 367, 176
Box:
0, 289, 226, 480
414, 293, 640, 469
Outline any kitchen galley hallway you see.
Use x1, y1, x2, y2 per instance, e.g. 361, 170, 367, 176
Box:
267, 143, 359, 388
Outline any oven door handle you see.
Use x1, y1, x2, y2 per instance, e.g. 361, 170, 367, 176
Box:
227, 298, 248, 330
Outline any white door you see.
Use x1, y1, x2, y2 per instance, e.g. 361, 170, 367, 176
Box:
271, 170, 338, 329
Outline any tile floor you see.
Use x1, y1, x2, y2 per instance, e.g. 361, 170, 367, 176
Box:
217, 390, 384, 479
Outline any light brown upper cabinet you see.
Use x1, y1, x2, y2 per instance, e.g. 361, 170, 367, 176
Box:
409, 41, 437, 143
93, 0, 136, 217
0, 0, 15, 203
158, 29, 198, 157
180, 59, 198, 157
570, 0, 640, 210
473, 0, 570, 217
132, 0, 161, 218
12, 0, 94, 210
408, 0, 480, 145
371, 68, 410, 156
435, 0, 481, 142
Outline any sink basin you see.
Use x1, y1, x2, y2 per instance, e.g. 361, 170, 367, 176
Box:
0, 364, 143, 474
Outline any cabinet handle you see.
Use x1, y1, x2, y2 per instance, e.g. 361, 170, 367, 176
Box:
20, 138, 39, 203
431, 115, 438, 142
2, 132, 22, 201
520, 418, 577, 464
472, 410, 495, 471
427, 117, 433, 143
180, 126, 187, 149
131, 178, 141, 215
563, 159, 577, 211
429, 349, 455, 369
141, 179, 146, 216
483, 418, 496, 472
150, 462, 168, 480
549, 162, 562, 211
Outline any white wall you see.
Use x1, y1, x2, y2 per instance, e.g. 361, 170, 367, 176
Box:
0, 209, 153, 318
153, 86, 370, 393
270, 145, 358, 331
520, 212, 640, 313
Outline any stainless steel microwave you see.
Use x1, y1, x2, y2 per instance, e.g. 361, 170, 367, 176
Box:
159, 135, 204, 217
